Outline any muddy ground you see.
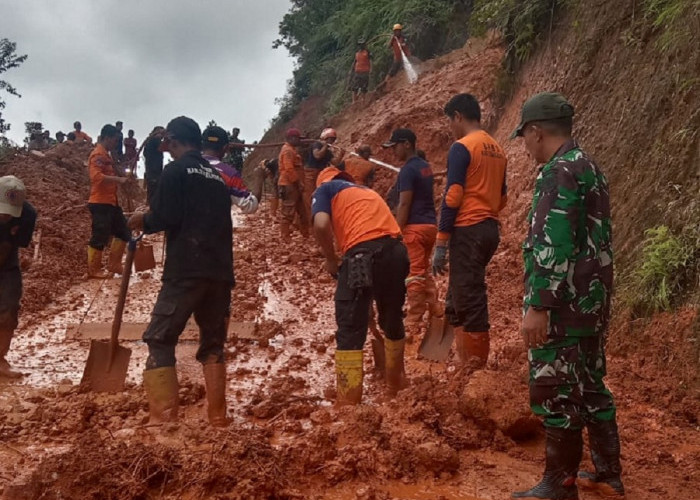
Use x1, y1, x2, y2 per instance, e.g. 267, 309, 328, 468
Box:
0, 196, 698, 499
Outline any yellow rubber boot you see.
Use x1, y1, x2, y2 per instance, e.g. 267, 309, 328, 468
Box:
384, 338, 408, 396
143, 366, 179, 423
202, 362, 229, 427
335, 350, 363, 406
87, 246, 109, 279
107, 239, 127, 275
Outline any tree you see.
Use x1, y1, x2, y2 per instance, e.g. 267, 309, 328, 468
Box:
0, 39, 28, 135
24, 121, 43, 146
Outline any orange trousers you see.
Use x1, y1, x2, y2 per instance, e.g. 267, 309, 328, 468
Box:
403, 224, 438, 326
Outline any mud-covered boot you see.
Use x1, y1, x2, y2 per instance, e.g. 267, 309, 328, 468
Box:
202, 362, 229, 427
512, 427, 583, 499
0, 329, 22, 378
280, 221, 291, 241
335, 350, 363, 406
578, 420, 625, 499
106, 238, 127, 274
454, 328, 490, 369
384, 338, 408, 396
87, 246, 109, 279
405, 288, 427, 343
143, 366, 179, 423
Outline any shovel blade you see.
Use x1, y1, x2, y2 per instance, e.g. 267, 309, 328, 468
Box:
81, 340, 132, 392
418, 316, 454, 362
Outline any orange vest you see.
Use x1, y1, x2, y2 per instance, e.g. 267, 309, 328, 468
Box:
355, 50, 371, 73
454, 130, 507, 227
88, 143, 118, 205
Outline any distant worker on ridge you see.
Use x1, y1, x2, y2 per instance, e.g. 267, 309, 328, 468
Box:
124, 129, 138, 170
72, 121, 92, 144
350, 40, 372, 103
388, 24, 410, 78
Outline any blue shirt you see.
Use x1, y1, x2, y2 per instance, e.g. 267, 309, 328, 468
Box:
397, 156, 436, 225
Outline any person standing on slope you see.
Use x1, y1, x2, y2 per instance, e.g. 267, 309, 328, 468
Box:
143, 126, 166, 205
382, 129, 440, 340
128, 116, 233, 427
510, 92, 625, 500
351, 40, 372, 103
86, 124, 133, 279
304, 128, 344, 222
432, 93, 507, 369
278, 128, 308, 240
312, 167, 409, 404
388, 24, 410, 78
0, 176, 36, 378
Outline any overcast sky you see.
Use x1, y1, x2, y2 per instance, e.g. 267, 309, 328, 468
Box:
0, 0, 294, 145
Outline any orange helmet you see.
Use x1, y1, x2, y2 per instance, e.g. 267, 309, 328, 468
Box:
316, 166, 354, 188
320, 128, 337, 140
393, 24, 403, 31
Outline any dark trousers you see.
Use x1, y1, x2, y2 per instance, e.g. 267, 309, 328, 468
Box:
335, 237, 409, 350
88, 203, 130, 250
0, 269, 21, 332
143, 278, 232, 369
445, 219, 500, 331
146, 178, 159, 205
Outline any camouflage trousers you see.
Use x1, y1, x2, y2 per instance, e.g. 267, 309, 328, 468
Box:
529, 334, 616, 430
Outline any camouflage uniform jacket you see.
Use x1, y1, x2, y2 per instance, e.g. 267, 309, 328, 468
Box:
523, 139, 613, 337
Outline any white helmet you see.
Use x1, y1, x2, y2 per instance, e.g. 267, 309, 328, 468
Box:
320, 128, 337, 140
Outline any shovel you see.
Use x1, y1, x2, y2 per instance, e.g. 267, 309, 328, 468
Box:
80, 237, 138, 392
418, 314, 454, 362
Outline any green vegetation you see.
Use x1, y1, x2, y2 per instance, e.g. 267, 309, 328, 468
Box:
0, 38, 28, 136
623, 226, 700, 316
644, 0, 700, 52
272, 0, 472, 124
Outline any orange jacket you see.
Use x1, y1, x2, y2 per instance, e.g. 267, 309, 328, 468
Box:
88, 143, 118, 205
278, 142, 303, 186
74, 130, 92, 143
354, 49, 371, 73
343, 156, 375, 186
391, 35, 410, 61
437, 130, 507, 241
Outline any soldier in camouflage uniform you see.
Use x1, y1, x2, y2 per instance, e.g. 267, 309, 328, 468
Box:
511, 93, 625, 500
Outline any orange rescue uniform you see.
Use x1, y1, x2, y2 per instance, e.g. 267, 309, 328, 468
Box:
88, 143, 118, 205
342, 156, 375, 186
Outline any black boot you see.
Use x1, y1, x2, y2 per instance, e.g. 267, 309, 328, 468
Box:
578, 419, 625, 498
512, 427, 582, 500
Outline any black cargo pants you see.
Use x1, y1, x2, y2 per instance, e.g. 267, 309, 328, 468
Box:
445, 219, 500, 331
335, 236, 409, 350
143, 278, 232, 369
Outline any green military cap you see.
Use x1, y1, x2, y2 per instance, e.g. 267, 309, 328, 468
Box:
510, 92, 575, 139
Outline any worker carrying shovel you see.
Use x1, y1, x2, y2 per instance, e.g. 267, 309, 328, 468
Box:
312, 167, 409, 405
0, 176, 37, 378
432, 94, 507, 369
128, 116, 233, 426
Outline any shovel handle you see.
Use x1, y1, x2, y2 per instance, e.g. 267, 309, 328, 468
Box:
108, 236, 141, 368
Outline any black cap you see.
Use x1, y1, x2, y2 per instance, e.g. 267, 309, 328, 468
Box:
166, 116, 201, 145
202, 126, 230, 148
382, 128, 416, 148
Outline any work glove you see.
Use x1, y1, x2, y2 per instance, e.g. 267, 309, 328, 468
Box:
432, 245, 448, 276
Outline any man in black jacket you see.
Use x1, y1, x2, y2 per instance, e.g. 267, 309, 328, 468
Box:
0, 176, 37, 378
128, 116, 233, 427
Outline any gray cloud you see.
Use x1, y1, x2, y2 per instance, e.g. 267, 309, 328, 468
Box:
0, 0, 293, 145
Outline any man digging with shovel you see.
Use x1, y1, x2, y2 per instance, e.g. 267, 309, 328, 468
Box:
128, 116, 233, 426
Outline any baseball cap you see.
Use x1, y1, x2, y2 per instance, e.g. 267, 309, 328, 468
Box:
511, 92, 574, 139
286, 128, 301, 139
316, 166, 354, 188
166, 116, 202, 144
0, 176, 26, 218
382, 128, 416, 148
202, 126, 230, 147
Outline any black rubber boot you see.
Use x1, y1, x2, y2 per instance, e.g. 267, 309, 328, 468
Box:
578, 420, 625, 498
512, 427, 582, 500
